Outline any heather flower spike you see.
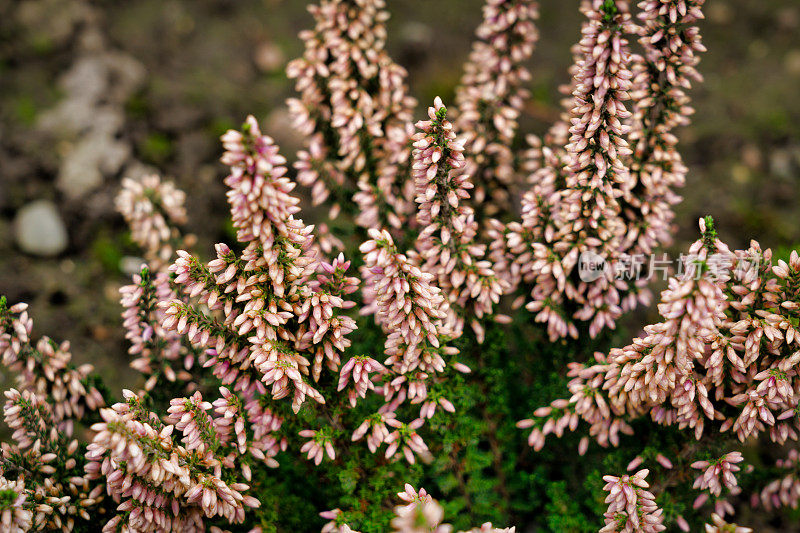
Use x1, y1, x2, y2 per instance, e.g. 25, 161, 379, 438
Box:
494, 0, 707, 341
288, 0, 416, 231
412, 97, 507, 340
626, 0, 707, 257
162, 115, 360, 414
601, 469, 665, 532
117, 174, 191, 269
455, 0, 540, 218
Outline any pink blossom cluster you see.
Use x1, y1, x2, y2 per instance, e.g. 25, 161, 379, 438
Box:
1, 292, 107, 531
523, 218, 800, 523
120, 266, 195, 392
523, 219, 800, 449
0, 474, 32, 532
601, 469, 664, 532
360, 228, 452, 377
760, 449, 800, 511
703, 513, 752, 533
454, 0, 539, 216
691, 452, 744, 498
411, 97, 507, 341
85, 390, 259, 531
490, 0, 707, 340
288, 0, 416, 230
626, 0, 707, 257
286, 0, 708, 346
0, 301, 103, 432
162, 116, 358, 413
359, 229, 458, 462
1, 386, 105, 529
116, 174, 190, 267
493, 0, 640, 340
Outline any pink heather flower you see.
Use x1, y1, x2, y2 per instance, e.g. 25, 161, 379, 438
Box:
0, 474, 33, 532
87, 392, 259, 530
3, 0, 746, 529
299, 428, 336, 465
295, 135, 346, 212
495, 0, 639, 342
412, 97, 507, 340
0, 299, 104, 431
520, 218, 800, 451
601, 469, 665, 532
385, 418, 430, 464
391, 485, 448, 533
221, 115, 309, 250
626, 0, 707, 257
495, 0, 708, 342
116, 174, 188, 267
301, 253, 360, 381
320, 508, 362, 533
3, 387, 100, 529
212, 387, 249, 455
387, 484, 514, 533
626, 456, 644, 472
352, 412, 394, 453
121, 267, 192, 392
691, 452, 744, 497
418, 394, 456, 420
760, 449, 800, 511
287, 0, 415, 230
337, 355, 385, 407
360, 228, 455, 376
212, 386, 282, 471
313, 221, 346, 257
167, 391, 218, 453
161, 117, 362, 414
655, 454, 673, 470
455, 0, 539, 216
554, 0, 635, 331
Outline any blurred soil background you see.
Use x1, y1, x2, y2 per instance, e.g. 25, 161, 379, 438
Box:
0, 0, 799, 422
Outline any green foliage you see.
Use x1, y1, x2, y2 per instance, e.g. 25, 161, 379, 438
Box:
139, 132, 173, 164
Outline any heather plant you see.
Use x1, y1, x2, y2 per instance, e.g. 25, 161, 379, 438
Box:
1, 0, 797, 532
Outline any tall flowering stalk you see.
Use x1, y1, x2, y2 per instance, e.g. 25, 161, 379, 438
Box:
85, 390, 260, 531
624, 0, 707, 256
360, 228, 462, 439
0, 298, 108, 531
455, 0, 540, 218
120, 265, 198, 394
496, 0, 640, 340
161, 116, 357, 412
601, 469, 664, 532
493, 0, 707, 341
411, 97, 507, 341
0, 299, 104, 432
116, 174, 190, 269
550, 0, 636, 336
288, 0, 416, 230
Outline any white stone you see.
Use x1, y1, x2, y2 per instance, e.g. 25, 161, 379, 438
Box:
13, 200, 69, 257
